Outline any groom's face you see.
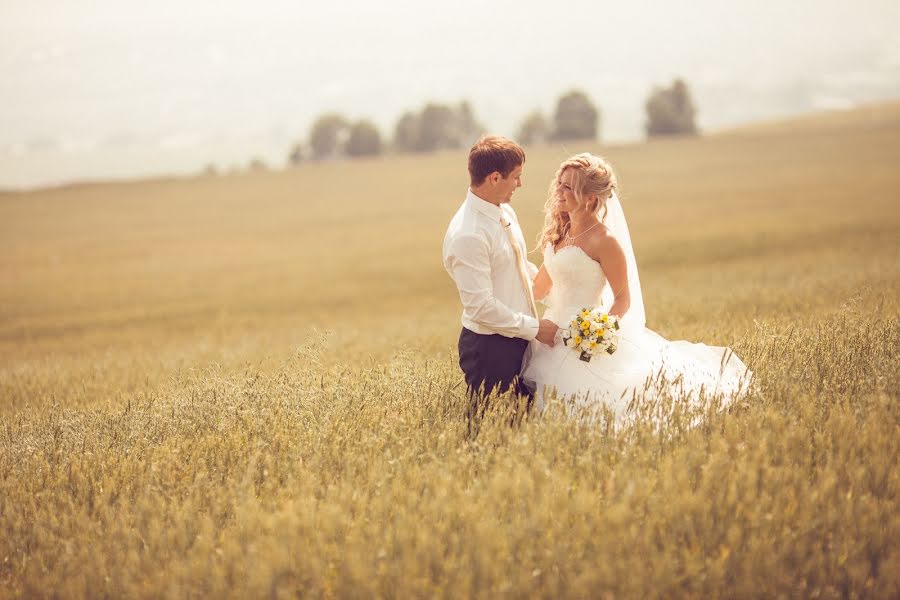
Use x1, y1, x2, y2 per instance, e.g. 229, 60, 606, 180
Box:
497, 164, 524, 204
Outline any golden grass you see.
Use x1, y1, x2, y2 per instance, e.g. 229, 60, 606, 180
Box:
1, 103, 898, 597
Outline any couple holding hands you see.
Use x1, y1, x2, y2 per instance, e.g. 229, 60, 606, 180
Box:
443, 136, 751, 421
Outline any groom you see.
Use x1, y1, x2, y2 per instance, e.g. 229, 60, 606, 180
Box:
443, 135, 558, 408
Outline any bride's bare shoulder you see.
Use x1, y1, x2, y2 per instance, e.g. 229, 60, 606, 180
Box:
583, 225, 625, 264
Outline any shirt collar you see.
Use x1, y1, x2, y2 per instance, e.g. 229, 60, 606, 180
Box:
466, 189, 504, 222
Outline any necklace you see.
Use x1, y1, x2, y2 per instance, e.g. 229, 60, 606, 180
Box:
565, 220, 601, 245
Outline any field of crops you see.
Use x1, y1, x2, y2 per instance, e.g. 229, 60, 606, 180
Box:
1, 103, 897, 597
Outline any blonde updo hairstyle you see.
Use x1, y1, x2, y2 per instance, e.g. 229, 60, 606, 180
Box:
538, 153, 618, 249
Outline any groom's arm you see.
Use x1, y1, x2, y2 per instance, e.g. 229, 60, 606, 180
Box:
445, 234, 539, 340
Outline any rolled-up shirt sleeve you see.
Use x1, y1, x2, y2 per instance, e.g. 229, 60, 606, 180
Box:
446, 234, 539, 340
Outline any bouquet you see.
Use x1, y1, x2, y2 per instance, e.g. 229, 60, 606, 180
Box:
560, 307, 621, 362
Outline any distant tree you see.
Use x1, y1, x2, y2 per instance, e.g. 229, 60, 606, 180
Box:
393, 111, 421, 153
248, 158, 268, 172
645, 79, 698, 137
203, 163, 218, 176
309, 113, 349, 159
345, 120, 383, 157
418, 103, 459, 151
455, 100, 484, 147
393, 100, 485, 153
517, 110, 549, 145
553, 90, 600, 141
288, 142, 306, 165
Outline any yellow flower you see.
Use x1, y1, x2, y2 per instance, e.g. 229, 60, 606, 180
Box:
601, 314, 608, 323
597, 328, 604, 336
574, 336, 582, 345
581, 310, 591, 318
581, 320, 591, 331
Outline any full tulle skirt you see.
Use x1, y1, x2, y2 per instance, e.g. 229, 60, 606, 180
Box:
521, 326, 753, 424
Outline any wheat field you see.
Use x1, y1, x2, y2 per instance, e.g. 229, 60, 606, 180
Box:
1, 104, 898, 598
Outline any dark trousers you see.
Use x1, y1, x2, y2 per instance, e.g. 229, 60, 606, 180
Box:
458, 327, 533, 414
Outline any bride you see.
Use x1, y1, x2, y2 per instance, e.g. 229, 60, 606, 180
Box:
520, 153, 752, 421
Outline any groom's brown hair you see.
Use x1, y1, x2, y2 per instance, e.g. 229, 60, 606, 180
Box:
468, 135, 525, 186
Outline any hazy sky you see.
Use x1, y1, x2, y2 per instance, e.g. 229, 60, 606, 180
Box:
2, 0, 899, 188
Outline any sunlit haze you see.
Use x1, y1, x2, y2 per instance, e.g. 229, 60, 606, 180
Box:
2, 0, 899, 188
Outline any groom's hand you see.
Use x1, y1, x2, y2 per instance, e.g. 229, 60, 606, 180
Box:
536, 319, 559, 346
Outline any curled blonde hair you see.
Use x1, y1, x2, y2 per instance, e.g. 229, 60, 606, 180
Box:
538, 153, 618, 249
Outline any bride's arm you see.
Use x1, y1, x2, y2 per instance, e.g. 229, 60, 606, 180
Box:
597, 237, 631, 318
532, 264, 552, 300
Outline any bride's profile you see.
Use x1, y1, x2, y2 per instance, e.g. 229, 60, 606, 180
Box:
521, 153, 752, 421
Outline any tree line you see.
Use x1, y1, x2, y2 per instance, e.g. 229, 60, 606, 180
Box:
288, 79, 698, 164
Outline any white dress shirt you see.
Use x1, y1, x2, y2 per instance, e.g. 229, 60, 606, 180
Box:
443, 189, 540, 340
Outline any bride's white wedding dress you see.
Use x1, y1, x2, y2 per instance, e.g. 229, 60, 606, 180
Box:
521, 241, 752, 421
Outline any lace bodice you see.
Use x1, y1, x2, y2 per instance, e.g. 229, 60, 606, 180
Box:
541, 244, 608, 326
524, 242, 753, 421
